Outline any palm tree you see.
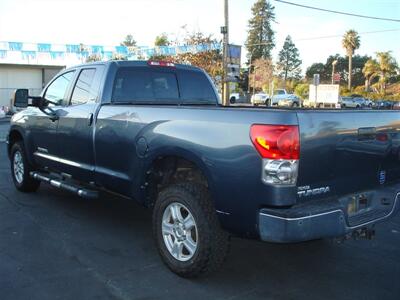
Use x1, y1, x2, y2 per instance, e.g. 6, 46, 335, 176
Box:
342, 30, 360, 90
362, 59, 379, 91
376, 51, 398, 95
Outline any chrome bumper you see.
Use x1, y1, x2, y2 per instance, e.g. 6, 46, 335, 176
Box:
259, 188, 400, 243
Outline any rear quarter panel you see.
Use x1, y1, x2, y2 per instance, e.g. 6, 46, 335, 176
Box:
94, 106, 298, 236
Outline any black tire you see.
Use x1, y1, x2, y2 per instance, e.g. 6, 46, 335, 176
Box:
292, 102, 299, 108
10, 141, 40, 192
153, 183, 229, 278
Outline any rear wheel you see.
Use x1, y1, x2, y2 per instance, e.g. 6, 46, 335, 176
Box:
10, 141, 40, 192
292, 102, 299, 108
153, 183, 229, 278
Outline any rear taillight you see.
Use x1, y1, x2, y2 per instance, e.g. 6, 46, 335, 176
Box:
250, 125, 299, 159
250, 124, 300, 185
147, 60, 175, 67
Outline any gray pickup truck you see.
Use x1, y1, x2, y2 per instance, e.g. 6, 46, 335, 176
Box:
7, 60, 400, 277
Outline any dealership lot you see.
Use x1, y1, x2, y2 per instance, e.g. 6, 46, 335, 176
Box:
0, 122, 399, 300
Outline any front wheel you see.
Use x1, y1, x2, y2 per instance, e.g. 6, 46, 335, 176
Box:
10, 141, 40, 192
153, 183, 229, 278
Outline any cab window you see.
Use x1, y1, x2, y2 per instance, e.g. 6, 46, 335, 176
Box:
70, 68, 97, 105
44, 71, 75, 106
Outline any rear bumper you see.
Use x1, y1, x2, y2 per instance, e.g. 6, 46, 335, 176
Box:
258, 187, 400, 243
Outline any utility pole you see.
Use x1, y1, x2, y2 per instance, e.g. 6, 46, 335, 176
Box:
222, 0, 230, 106
331, 60, 338, 84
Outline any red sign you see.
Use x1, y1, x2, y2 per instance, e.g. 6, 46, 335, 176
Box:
333, 73, 340, 82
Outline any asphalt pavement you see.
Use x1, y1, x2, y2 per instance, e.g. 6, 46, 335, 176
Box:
0, 127, 399, 300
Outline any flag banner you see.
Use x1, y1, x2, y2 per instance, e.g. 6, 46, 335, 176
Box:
91, 45, 104, 54
115, 46, 128, 54
50, 51, 64, 59
21, 51, 36, 60
38, 43, 51, 52
8, 42, 23, 51
0, 41, 223, 65
66, 44, 80, 53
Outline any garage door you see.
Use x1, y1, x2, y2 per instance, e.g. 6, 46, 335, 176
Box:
0, 67, 42, 108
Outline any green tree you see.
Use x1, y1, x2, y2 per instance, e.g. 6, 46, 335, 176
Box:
375, 51, 398, 95
276, 35, 302, 83
306, 54, 369, 86
248, 58, 274, 92
85, 54, 102, 63
362, 59, 379, 91
342, 29, 360, 90
294, 83, 309, 99
305, 63, 326, 81
155, 33, 170, 46
245, 0, 275, 61
150, 31, 223, 81
120, 34, 136, 47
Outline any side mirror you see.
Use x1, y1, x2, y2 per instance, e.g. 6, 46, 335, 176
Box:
13, 89, 29, 108
229, 96, 236, 104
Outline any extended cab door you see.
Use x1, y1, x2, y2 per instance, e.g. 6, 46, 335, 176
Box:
55, 65, 105, 182
31, 70, 75, 170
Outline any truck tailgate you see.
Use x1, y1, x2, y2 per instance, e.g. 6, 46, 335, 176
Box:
296, 110, 400, 200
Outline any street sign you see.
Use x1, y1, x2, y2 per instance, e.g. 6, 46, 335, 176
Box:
227, 63, 240, 82
333, 73, 340, 82
313, 74, 320, 86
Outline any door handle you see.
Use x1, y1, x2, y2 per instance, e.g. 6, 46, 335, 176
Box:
87, 113, 94, 126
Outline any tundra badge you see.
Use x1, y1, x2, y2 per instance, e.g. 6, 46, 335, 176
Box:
297, 185, 330, 198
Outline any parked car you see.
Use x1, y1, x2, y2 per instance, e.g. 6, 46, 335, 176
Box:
364, 99, 374, 108
341, 97, 365, 108
375, 100, 393, 109
277, 94, 301, 107
270, 89, 289, 106
392, 101, 400, 110
229, 92, 247, 104
8, 60, 400, 278
251, 92, 268, 106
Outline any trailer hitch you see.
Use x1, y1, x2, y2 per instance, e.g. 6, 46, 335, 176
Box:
335, 227, 375, 243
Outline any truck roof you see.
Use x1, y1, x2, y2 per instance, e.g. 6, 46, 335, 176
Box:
67, 60, 203, 72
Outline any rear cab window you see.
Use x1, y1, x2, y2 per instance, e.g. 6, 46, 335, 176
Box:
112, 66, 217, 105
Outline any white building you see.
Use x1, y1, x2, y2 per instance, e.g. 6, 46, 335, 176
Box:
0, 64, 64, 109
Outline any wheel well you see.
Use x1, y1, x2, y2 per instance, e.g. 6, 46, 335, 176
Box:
8, 130, 23, 156
144, 156, 208, 207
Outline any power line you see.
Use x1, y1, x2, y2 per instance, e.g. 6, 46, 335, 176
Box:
294, 28, 400, 41
274, 0, 400, 22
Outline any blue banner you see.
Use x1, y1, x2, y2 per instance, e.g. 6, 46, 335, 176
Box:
91, 45, 103, 54
37, 43, 51, 52
8, 42, 23, 51
50, 51, 64, 59
0, 41, 224, 62
66, 44, 80, 53
115, 46, 128, 54
21, 51, 36, 60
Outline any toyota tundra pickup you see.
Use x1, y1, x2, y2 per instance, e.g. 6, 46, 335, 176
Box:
7, 60, 400, 277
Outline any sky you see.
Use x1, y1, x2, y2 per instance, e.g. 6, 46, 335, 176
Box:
0, 0, 399, 71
